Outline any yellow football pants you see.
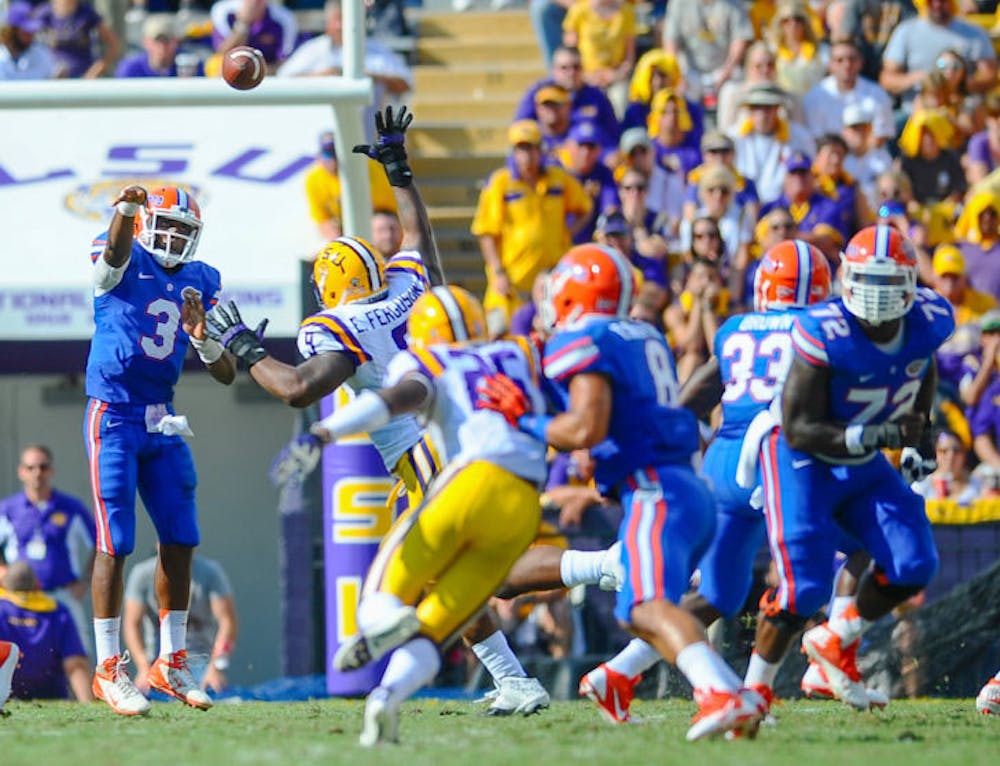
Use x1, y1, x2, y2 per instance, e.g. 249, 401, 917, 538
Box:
364, 460, 541, 644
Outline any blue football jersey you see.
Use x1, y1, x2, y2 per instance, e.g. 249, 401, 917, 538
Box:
790, 288, 955, 434
543, 317, 699, 494
86, 235, 222, 404
714, 310, 798, 439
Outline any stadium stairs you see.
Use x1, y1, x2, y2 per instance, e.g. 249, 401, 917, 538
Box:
405, 8, 545, 296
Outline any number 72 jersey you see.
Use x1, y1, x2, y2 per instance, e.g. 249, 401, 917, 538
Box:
790, 287, 955, 434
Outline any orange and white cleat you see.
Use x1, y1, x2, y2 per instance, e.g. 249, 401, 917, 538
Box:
976, 678, 1000, 715
148, 650, 212, 710
93, 652, 151, 716
0, 641, 19, 715
801, 659, 888, 709
578, 664, 640, 724
686, 686, 765, 742
801, 624, 871, 711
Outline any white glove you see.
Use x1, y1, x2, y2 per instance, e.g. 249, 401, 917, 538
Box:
900, 446, 936, 486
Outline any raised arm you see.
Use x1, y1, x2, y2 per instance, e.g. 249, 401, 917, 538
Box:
353, 105, 444, 286
103, 185, 147, 268
311, 376, 431, 443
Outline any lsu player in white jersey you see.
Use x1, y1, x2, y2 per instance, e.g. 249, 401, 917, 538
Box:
310, 285, 549, 746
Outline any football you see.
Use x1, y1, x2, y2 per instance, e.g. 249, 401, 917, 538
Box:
222, 46, 266, 91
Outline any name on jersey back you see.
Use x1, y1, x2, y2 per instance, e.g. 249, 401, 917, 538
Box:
347, 282, 422, 334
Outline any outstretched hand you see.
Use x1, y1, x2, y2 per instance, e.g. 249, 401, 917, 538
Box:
353, 104, 414, 187
205, 301, 269, 368
476, 373, 529, 426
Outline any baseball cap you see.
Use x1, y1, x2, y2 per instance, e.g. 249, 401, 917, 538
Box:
784, 152, 812, 173
143, 13, 178, 40
981, 309, 1000, 334
568, 121, 604, 146
932, 245, 965, 276
596, 211, 629, 236
619, 127, 651, 155
701, 130, 734, 153
508, 119, 542, 147
319, 131, 337, 158
842, 102, 874, 127
6, 1, 42, 33
534, 84, 570, 106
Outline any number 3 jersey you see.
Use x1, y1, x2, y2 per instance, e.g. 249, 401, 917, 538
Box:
790, 287, 956, 463
543, 316, 699, 494
86, 235, 222, 405
384, 337, 549, 486
297, 250, 430, 472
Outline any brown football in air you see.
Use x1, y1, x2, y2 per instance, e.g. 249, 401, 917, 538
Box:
222, 46, 266, 90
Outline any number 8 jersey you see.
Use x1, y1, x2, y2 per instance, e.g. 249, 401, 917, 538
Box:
790, 287, 956, 464
86, 232, 222, 404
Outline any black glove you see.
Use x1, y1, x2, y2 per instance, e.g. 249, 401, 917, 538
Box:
206, 301, 269, 368
899, 446, 936, 485
861, 422, 903, 451
353, 104, 414, 187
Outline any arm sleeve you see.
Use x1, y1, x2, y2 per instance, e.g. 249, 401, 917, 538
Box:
790, 315, 830, 367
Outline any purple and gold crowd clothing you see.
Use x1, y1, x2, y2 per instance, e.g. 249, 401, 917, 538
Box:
0, 589, 85, 699
0, 490, 94, 591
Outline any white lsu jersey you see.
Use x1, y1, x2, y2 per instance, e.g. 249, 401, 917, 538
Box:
297, 250, 429, 471
384, 336, 548, 486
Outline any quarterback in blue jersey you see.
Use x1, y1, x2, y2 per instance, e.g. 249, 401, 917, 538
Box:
481, 243, 765, 741
763, 225, 954, 709
85, 183, 236, 717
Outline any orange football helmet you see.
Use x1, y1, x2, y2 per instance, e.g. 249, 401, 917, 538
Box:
134, 186, 203, 268
540, 243, 638, 330
841, 224, 918, 325
753, 239, 831, 313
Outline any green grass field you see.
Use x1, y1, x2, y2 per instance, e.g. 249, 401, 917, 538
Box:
1, 697, 998, 766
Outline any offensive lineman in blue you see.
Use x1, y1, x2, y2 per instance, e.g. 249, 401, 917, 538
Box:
84, 184, 236, 716
758, 225, 954, 709
480, 243, 765, 741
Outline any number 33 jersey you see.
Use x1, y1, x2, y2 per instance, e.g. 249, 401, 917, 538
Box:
297, 250, 430, 470
384, 337, 549, 486
86, 236, 222, 405
790, 287, 955, 431
543, 316, 700, 494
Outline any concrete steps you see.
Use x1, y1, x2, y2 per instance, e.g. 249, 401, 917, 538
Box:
413, 63, 545, 97
415, 37, 541, 66
409, 94, 523, 122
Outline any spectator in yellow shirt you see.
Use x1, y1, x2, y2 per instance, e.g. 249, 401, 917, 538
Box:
562, 0, 636, 115
472, 119, 593, 334
302, 131, 398, 243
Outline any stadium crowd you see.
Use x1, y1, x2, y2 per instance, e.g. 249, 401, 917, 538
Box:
4, 0, 1000, 739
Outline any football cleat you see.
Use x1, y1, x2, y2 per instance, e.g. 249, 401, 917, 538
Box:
597, 541, 626, 592
801, 660, 888, 710
976, 678, 1000, 715
92, 652, 152, 716
0, 641, 19, 715
578, 663, 640, 724
485, 675, 550, 716
686, 686, 766, 742
333, 606, 421, 672
801, 625, 871, 711
725, 684, 775, 740
148, 650, 213, 710
359, 686, 400, 747
753, 238, 832, 313
407, 285, 487, 350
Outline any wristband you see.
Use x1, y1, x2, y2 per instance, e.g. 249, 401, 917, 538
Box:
517, 413, 552, 443
116, 200, 141, 217
190, 335, 224, 364
844, 424, 866, 456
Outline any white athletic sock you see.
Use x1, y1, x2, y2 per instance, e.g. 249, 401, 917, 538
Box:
675, 641, 742, 693
471, 630, 527, 682
743, 650, 780, 690
829, 595, 853, 622
605, 638, 661, 678
827, 601, 870, 646
94, 617, 121, 664
559, 549, 605, 587
159, 610, 188, 656
381, 637, 441, 705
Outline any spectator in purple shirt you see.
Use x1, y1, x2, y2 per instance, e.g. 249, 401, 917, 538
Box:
956, 189, 1000, 303
963, 310, 1000, 470
965, 92, 1000, 187
116, 14, 203, 78
0, 561, 91, 701
211, 0, 297, 72
34, 0, 119, 78
515, 45, 620, 155
559, 120, 620, 244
